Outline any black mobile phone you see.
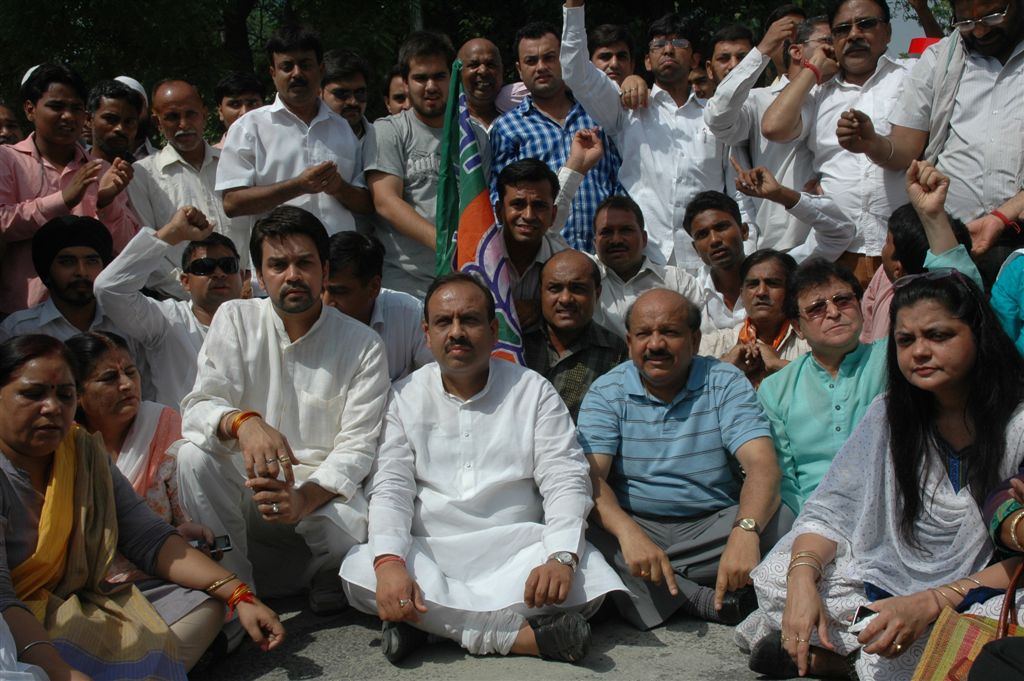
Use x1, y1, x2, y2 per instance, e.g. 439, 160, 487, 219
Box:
188, 535, 233, 552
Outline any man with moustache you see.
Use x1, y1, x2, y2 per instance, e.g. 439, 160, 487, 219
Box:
368, 31, 490, 298
458, 38, 504, 131
589, 24, 635, 85
577, 288, 785, 629
835, 0, 1024, 277
491, 21, 621, 252
217, 25, 371, 237
130, 79, 251, 299
524, 249, 626, 421
0, 103, 23, 145
176, 206, 389, 614
762, 0, 909, 286
86, 80, 144, 163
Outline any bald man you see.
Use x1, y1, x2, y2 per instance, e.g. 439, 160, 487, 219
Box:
524, 249, 626, 421
129, 79, 251, 298
458, 38, 504, 130
576, 288, 786, 630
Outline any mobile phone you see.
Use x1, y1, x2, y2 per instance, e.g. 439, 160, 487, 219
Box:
188, 535, 233, 553
848, 604, 878, 633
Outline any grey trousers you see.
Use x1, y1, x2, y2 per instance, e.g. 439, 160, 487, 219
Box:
587, 504, 794, 630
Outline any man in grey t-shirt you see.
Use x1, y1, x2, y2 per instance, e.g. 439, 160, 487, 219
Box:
366, 31, 490, 299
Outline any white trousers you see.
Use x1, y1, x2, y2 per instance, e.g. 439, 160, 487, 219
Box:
344, 582, 602, 656
175, 442, 363, 595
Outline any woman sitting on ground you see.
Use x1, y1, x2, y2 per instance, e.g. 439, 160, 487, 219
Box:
0, 335, 284, 681
735, 270, 1024, 681
65, 331, 218, 587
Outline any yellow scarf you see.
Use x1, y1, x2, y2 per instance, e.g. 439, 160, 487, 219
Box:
11, 426, 77, 619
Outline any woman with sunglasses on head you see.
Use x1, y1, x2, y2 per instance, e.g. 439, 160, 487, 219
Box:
0, 335, 284, 681
737, 252, 1024, 677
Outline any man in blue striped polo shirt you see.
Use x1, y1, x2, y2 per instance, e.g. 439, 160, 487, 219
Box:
576, 288, 790, 629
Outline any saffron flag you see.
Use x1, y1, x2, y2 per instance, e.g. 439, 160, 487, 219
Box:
436, 58, 524, 364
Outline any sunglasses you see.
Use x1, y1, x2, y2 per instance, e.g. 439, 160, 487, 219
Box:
951, 5, 1010, 32
801, 291, 859, 320
326, 86, 368, 103
649, 38, 692, 51
184, 256, 240, 276
892, 268, 971, 291
831, 16, 887, 37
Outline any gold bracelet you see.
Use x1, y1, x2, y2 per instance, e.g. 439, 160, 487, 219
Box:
930, 587, 955, 609
963, 576, 983, 589
787, 561, 823, 581
203, 572, 238, 594
790, 551, 824, 569
1009, 509, 1024, 552
944, 582, 968, 598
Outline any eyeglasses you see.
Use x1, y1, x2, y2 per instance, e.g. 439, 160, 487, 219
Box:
326, 86, 368, 103
649, 37, 692, 52
951, 5, 1010, 32
184, 256, 240, 276
801, 291, 859, 320
801, 36, 835, 45
831, 16, 887, 38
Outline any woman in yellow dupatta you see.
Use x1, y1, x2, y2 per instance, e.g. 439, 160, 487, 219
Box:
0, 335, 285, 681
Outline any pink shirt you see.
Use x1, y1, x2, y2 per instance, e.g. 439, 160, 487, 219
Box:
859, 264, 894, 343
0, 135, 139, 315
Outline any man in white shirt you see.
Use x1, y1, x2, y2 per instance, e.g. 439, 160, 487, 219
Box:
129, 79, 250, 299
217, 25, 371, 236
340, 273, 623, 664
560, 0, 756, 272
322, 231, 432, 382
834, 0, 1024, 277
761, 0, 909, 285
177, 206, 389, 614
590, 195, 702, 339
704, 16, 834, 251
93, 206, 244, 408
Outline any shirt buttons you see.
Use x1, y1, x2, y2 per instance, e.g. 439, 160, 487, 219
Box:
463, 432, 470, 438
828, 384, 835, 389
834, 405, 841, 411
465, 463, 473, 469
835, 426, 841, 432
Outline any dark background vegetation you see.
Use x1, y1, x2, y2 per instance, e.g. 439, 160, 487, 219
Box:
0, 0, 944, 136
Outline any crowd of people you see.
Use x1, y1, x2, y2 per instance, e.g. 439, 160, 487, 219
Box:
1, 0, 1024, 679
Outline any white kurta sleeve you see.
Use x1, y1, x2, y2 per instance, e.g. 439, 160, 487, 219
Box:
785, 193, 856, 263
305, 335, 389, 501
704, 48, 770, 146
214, 122, 257, 192
180, 303, 248, 453
532, 380, 593, 558
92, 228, 177, 347
366, 391, 417, 559
560, 5, 628, 136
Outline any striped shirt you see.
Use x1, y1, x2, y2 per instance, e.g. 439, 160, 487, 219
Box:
577, 356, 771, 518
489, 95, 622, 252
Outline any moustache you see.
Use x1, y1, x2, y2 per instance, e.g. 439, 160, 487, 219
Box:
843, 40, 869, 54
643, 351, 673, 361
281, 282, 311, 296
289, 78, 308, 88
445, 338, 472, 351
173, 129, 197, 139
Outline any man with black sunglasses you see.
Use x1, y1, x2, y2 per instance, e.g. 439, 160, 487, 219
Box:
833, 0, 1024, 284
762, 0, 908, 289
94, 206, 244, 408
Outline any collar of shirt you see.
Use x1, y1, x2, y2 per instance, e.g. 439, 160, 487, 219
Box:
601, 257, 666, 287
810, 339, 870, 377
155, 141, 218, 173
516, 92, 585, 127
267, 94, 334, 129
36, 296, 104, 329
265, 298, 331, 349
831, 53, 905, 91
623, 354, 710, 405
13, 133, 89, 170
649, 84, 702, 111
770, 74, 791, 95
543, 319, 618, 354
435, 358, 500, 404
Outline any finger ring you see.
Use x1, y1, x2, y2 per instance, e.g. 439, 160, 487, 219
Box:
398, 599, 410, 607
271, 502, 280, 514
780, 634, 789, 642
639, 570, 649, 577
893, 642, 903, 653
267, 457, 279, 465
796, 636, 809, 643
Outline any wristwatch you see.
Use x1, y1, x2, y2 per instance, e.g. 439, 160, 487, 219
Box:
732, 517, 761, 534
549, 551, 579, 572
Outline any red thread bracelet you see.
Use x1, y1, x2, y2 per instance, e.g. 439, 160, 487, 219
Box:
992, 209, 1022, 234
226, 583, 255, 617
373, 555, 406, 571
802, 60, 823, 85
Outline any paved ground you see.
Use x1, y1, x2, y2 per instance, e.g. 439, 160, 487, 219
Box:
191, 597, 787, 681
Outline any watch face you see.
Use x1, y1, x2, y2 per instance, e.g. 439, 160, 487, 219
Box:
739, 518, 757, 531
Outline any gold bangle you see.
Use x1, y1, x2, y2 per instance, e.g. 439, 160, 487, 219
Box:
790, 551, 824, 569
787, 561, 823, 581
1009, 509, 1024, 552
204, 572, 238, 594
944, 582, 968, 598
964, 576, 983, 588
931, 587, 955, 609
229, 410, 261, 439
18, 640, 55, 657
880, 135, 895, 165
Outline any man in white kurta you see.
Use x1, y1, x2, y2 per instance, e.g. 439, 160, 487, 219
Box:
340, 274, 623, 663
177, 206, 389, 609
